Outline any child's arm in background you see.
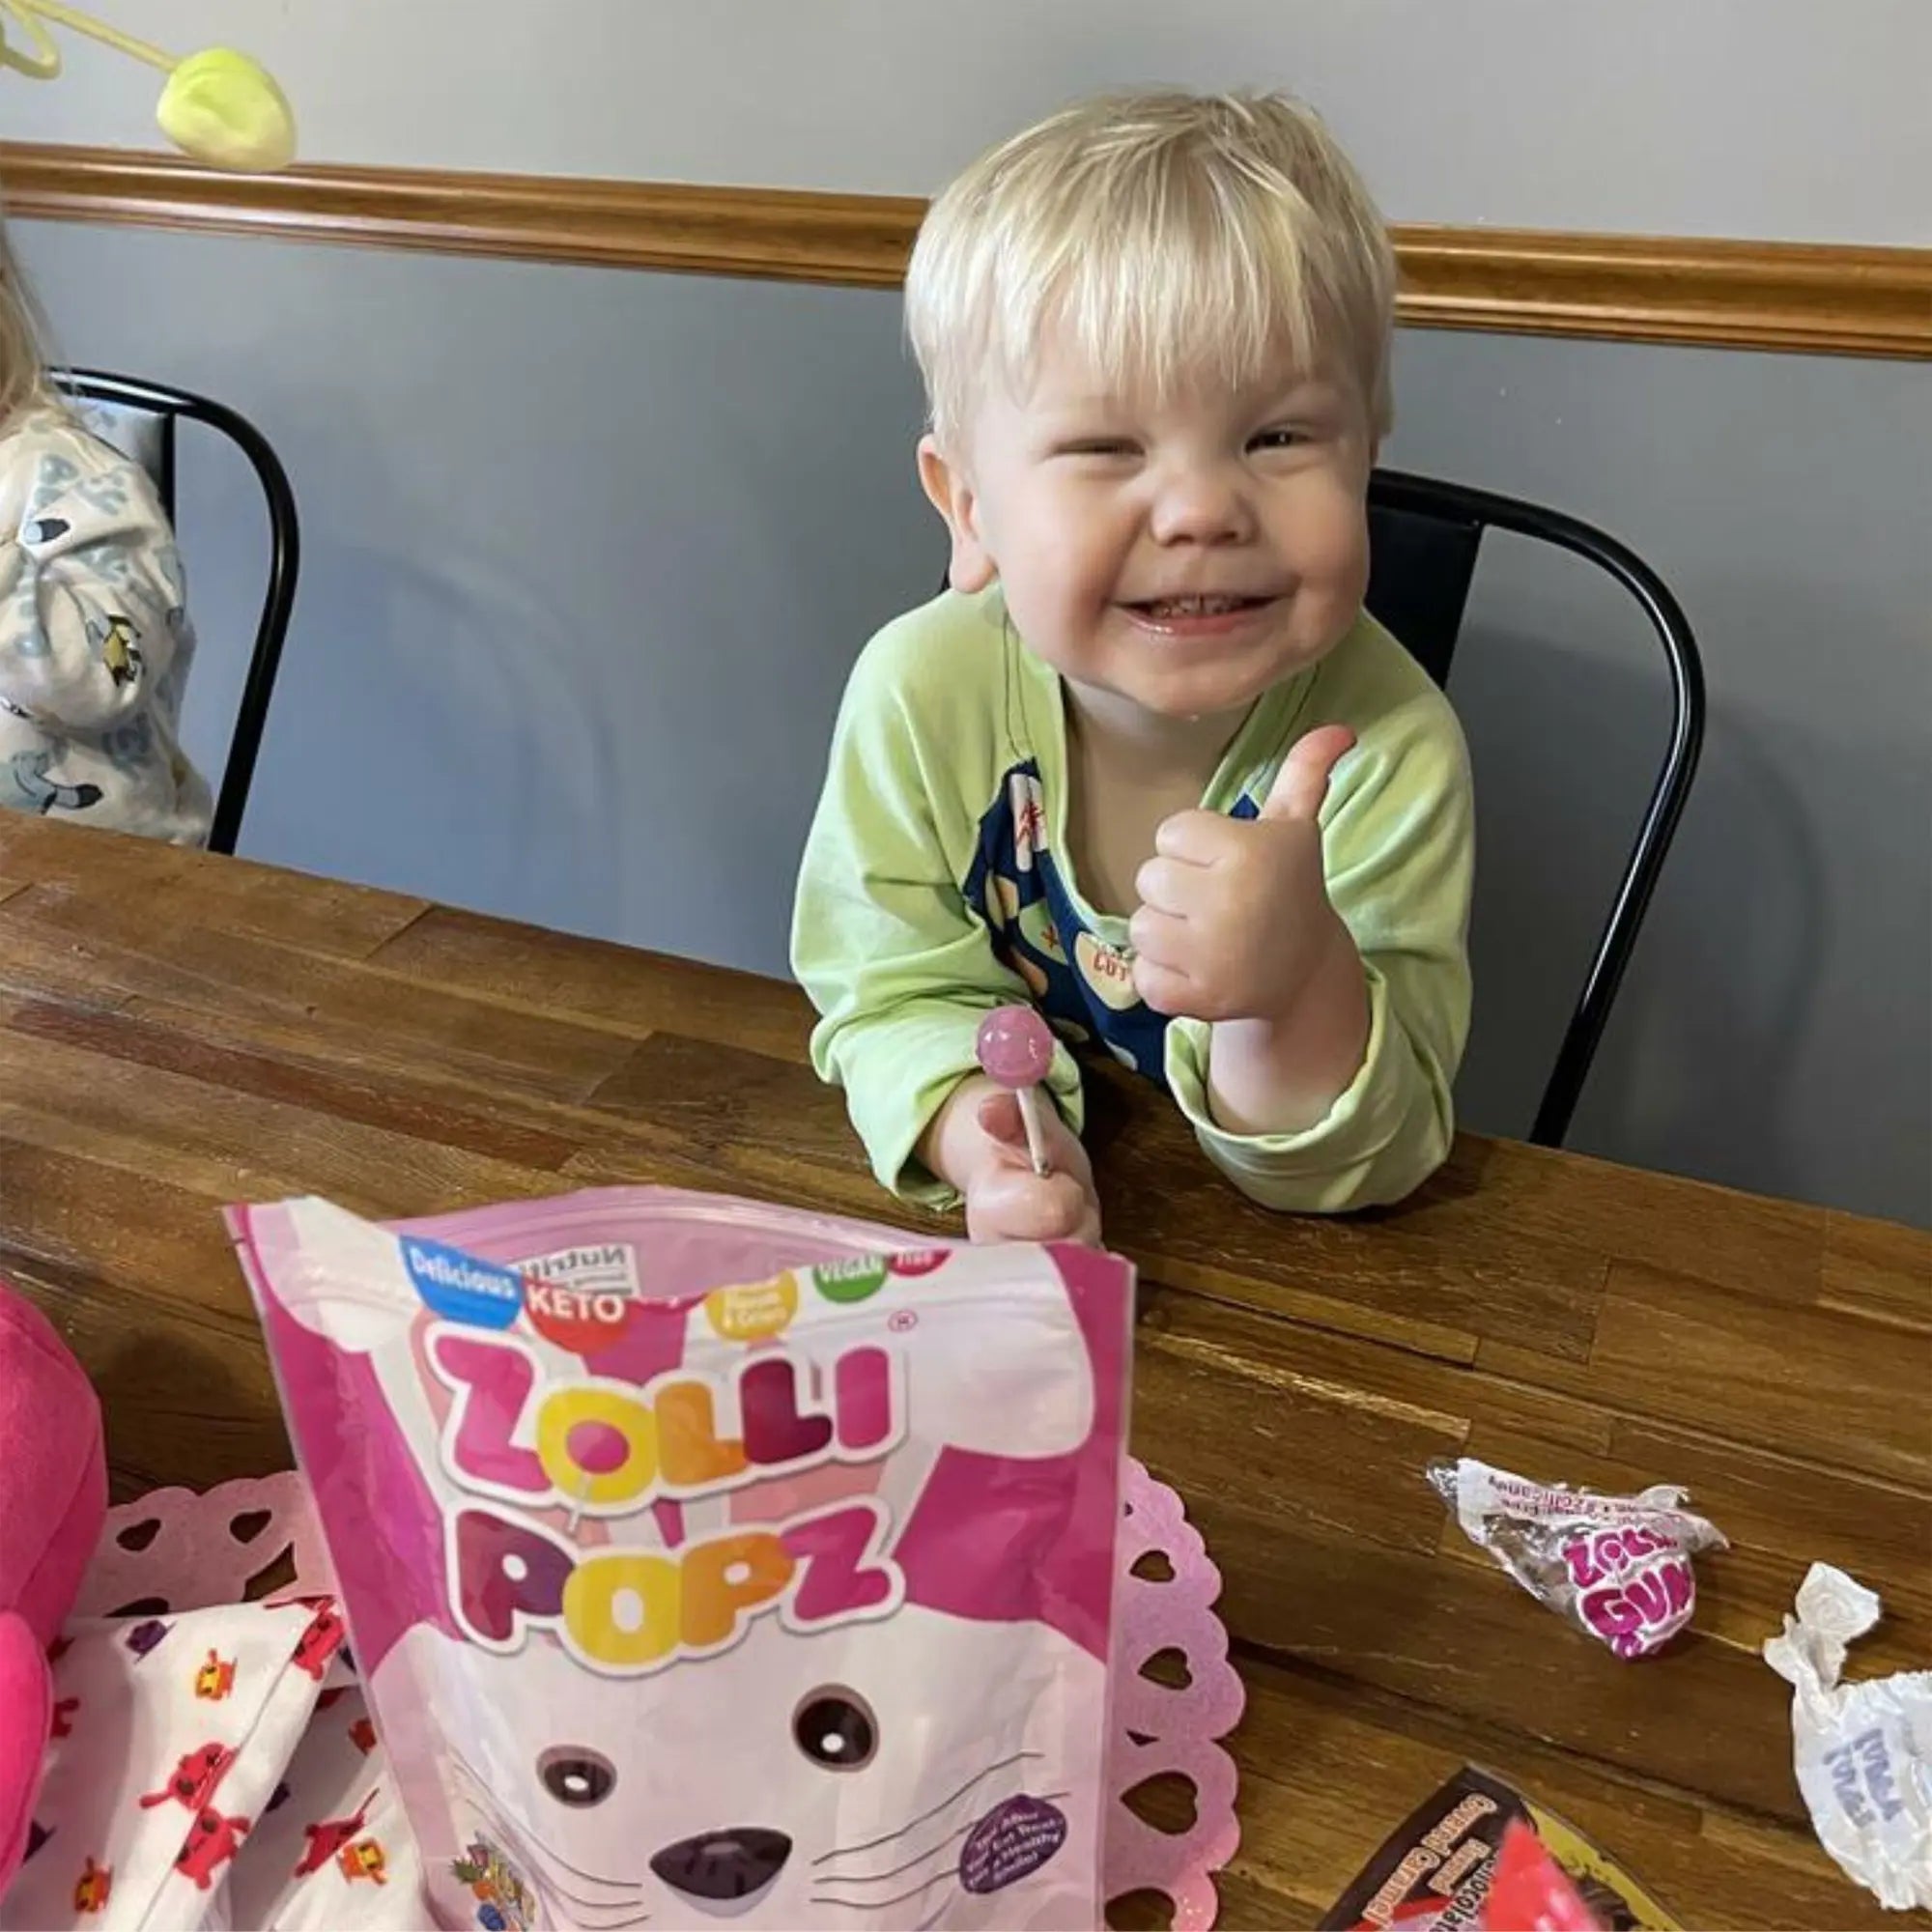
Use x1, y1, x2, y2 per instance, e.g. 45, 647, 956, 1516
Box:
0, 447, 189, 735
791, 618, 1098, 1239
1157, 668, 1474, 1212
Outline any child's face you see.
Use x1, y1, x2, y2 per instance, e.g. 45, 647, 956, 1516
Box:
922, 322, 1375, 724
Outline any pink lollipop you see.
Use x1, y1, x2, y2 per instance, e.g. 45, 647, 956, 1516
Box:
977, 1005, 1057, 1177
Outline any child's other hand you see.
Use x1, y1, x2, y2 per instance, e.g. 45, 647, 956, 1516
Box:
1129, 724, 1356, 1025
924, 1076, 1102, 1245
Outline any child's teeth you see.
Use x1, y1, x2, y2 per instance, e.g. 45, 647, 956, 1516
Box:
1150, 596, 1242, 615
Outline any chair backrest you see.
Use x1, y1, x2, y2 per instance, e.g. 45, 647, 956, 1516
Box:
51, 369, 300, 858
1364, 480, 1482, 688
1365, 467, 1705, 1147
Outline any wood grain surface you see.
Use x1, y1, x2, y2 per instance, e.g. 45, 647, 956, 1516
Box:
1, 816, 1927, 1930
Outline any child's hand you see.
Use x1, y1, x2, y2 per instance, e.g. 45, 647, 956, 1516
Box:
1128, 725, 1357, 1025
923, 1077, 1102, 1246
963, 1089, 1103, 1245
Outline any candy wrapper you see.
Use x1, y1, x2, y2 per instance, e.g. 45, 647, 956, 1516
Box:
1428, 1459, 1726, 1660
1763, 1562, 1932, 1912
229, 1190, 1135, 1930
1483, 1822, 1605, 1932
1318, 1765, 1680, 1930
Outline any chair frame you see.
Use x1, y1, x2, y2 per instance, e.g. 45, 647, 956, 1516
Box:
52, 368, 300, 858
1367, 467, 1705, 1147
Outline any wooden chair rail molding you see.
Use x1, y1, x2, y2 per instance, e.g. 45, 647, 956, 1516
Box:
5, 141, 1929, 359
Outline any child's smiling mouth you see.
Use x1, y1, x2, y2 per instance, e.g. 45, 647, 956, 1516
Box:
1121, 593, 1281, 638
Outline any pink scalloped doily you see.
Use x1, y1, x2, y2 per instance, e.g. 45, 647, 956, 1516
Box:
80, 1460, 1244, 1927
1108, 1458, 1246, 1928
73, 1471, 337, 1619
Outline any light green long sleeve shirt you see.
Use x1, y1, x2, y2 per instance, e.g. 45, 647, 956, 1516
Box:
791, 589, 1474, 1214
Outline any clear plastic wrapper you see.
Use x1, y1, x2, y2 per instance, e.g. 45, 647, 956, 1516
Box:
1764, 1562, 1932, 1913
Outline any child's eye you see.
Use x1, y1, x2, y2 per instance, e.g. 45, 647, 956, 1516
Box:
792, 1687, 879, 1771
1249, 426, 1309, 451
1055, 439, 1138, 459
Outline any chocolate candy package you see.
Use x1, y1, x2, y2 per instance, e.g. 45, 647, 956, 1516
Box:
229, 1187, 1135, 1930
1319, 1765, 1682, 1931
1429, 1459, 1726, 1661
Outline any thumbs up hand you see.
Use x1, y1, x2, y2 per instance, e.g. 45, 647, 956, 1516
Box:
1128, 725, 1357, 1027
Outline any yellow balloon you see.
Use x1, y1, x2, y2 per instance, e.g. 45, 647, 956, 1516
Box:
156, 46, 296, 172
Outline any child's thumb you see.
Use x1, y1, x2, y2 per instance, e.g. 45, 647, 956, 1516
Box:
1258, 724, 1356, 824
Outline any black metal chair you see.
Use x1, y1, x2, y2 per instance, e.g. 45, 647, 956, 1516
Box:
931, 467, 1705, 1149
51, 369, 299, 858
1364, 469, 1703, 1148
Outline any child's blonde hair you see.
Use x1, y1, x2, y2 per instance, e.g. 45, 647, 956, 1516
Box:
0, 207, 54, 430
906, 90, 1396, 453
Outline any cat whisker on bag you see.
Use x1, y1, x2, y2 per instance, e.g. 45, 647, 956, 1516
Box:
813, 1778, 1077, 1896
459, 1815, 645, 1911
808, 1817, 975, 1889
469, 1816, 652, 1925
810, 1865, 963, 1912
812, 1749, 1043, 1866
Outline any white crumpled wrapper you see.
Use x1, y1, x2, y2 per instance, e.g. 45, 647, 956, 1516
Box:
1763, 1562, 1932, 1912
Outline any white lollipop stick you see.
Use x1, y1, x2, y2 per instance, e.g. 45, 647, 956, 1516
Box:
977, 1005, 1059, 1180
1015, 1086, 1051, 1179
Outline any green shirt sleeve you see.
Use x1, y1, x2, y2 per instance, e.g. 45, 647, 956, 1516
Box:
1165, 621, 1475, 1211
790, 600, 1082, 1208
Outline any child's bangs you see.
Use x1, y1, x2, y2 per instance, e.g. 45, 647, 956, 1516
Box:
1033, 183, 1334, 412
909, 92, 1398, 444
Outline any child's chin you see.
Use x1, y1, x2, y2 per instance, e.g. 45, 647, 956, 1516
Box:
1115, 663, 1277, 723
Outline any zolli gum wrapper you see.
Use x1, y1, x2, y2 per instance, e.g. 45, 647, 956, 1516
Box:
1428, 1458, 1726, 1661
228, 1187, 1135, 1931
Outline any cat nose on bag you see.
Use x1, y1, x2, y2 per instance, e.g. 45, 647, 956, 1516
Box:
650, 1827, 793, 1903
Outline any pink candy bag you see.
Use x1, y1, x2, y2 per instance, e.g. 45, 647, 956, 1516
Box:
228, 1187, 1135, 1931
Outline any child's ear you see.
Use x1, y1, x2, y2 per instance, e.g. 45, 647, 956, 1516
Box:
918, 435, 996, 594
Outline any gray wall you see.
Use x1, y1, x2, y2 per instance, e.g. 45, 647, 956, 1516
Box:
11, 0, 1930, 242
14, 219, 1929, 1227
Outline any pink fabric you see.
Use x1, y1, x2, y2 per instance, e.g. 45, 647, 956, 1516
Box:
0, 1278, 107, 1893
0, 1617, 50, 1894
0, 1286, 106, 1643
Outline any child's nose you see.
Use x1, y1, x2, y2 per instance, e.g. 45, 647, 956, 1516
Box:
1148, 464, 1254, 546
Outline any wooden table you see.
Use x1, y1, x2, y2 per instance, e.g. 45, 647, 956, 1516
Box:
1, 816, 1927, 1930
